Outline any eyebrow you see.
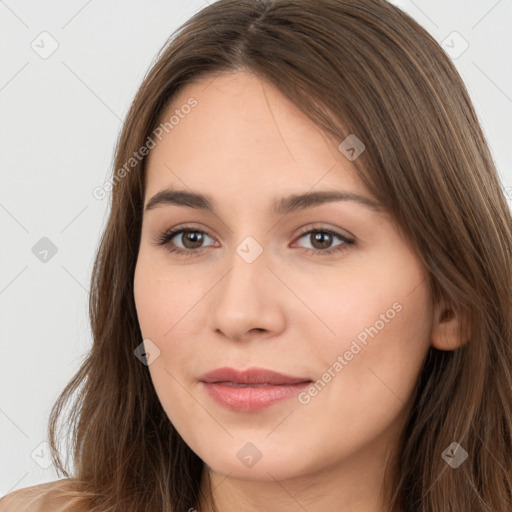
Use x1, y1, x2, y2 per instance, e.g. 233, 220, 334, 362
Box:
144, 188, 383, 215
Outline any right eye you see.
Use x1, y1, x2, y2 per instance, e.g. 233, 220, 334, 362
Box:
155, 226, 217, 256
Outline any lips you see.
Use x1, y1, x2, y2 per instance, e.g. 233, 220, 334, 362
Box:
199, 367, 313, 411
199, 367, 312, 386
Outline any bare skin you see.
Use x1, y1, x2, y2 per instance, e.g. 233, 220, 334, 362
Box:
133, 70, 464, 512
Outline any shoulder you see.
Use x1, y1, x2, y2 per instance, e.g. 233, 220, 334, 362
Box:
0, 479, 79, 512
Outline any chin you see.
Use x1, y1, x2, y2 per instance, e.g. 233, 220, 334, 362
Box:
196, 440, 316, 482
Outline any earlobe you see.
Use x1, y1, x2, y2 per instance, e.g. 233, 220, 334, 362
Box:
431, 306, 468, 351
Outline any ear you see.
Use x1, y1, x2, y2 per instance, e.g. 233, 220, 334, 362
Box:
431, 303, 469, 351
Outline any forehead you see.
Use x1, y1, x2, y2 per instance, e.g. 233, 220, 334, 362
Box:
144, 71, 369, 208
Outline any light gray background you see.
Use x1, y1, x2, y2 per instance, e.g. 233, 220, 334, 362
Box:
1, 0, 511, 496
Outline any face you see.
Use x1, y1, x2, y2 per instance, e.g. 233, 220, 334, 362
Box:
133, 71, 434, 483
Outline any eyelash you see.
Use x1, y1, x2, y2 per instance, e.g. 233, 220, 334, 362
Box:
154, 224, 354, 258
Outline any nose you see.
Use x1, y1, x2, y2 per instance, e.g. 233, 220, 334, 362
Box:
208, 245, 286, 342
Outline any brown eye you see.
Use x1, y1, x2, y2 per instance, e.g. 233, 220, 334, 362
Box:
293, 228, 354, 256
178, 231, 205, 249
309, 231, 334, 250
155, 227, 216, 256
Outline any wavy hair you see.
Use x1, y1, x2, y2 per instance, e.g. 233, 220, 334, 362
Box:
45, 0, 512, 510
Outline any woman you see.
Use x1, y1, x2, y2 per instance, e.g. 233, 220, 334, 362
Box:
2, 0, 511, 511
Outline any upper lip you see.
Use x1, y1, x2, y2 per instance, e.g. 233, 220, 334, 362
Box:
199, 367, 312, 385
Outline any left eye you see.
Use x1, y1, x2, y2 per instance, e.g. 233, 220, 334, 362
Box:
292, 228, 353, 255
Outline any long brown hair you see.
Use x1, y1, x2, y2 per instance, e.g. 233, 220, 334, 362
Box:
46, 0, 512, 510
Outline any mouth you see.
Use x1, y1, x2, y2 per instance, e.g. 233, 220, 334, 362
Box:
199, 367, 313, 411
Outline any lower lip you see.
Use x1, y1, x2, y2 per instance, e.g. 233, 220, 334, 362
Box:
201, 382, 312, 411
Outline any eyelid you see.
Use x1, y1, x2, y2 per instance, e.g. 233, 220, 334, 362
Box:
293, 223, 354, 241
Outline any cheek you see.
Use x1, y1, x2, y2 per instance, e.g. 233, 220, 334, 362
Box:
133, 257, 204, 430
297, 255, 432, 431
134, 252, 195, 338
310, 245, 431, 356
133, 253, 207, 374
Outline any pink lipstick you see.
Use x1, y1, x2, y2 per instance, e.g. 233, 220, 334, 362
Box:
199, 367, 312, 411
